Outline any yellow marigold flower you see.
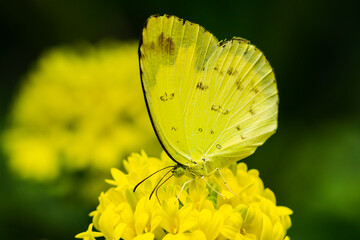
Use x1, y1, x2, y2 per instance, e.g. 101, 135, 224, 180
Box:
77, 151, 292, 240
1, 41, 160, 181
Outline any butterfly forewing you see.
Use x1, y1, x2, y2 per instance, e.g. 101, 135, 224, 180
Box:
139, 15, 218, 165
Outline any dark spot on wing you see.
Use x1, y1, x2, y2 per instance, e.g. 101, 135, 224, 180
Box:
160, 92, 175, 101
196, 82, 208, 90
158, 33, 175, 56
198, 128, 203, 132
213, 64, 224, 75
249, 107, 256, 115
202, 158, 206, 162
227, 67, 239, 76
172, 127, 177, 131
216, 144, 222, 150
211, 105, 221, 112
232, 37, 250, 44
143, 41, 155, 52
236, 126, 241, 131
219, 40, 227, 47
160, 93, 167, 101
149, 42, 155, 50
235, 80, 244, 90
210, 129, 214, 134
158, 33, 165, 44
211, 105, 229, 115
221, 109, 230, 115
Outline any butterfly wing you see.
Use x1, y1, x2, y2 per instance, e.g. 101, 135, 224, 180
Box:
185, 38, 278, 171
139, 15, 219, 165
140, 15, 278, 173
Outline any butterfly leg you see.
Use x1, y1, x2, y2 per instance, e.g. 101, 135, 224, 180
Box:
174, 178, 194, 204
216, 168, 240, 198
201, 176, 226, 199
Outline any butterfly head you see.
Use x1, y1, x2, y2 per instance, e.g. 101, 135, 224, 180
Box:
171, 164, 185, 177
172, 163, 200, 179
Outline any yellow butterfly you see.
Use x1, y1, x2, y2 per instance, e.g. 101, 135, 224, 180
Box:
136, 14, 278, 199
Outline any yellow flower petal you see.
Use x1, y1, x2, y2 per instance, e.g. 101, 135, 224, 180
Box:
277, 206, 293, 215
260, 214, 273, 240
272, 221, 286, 240
75, 223, 103, 240
133, 232, 155, 240
77, 152, 292, 239
220, 225, 238, 239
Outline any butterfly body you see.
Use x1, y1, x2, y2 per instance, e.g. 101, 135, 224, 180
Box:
139, 14, 278, 180
172, 160, 218, 179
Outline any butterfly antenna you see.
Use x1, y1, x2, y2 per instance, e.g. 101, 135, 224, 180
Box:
155, 174, 174, 205
149, 168, 173, 200
133, 165, 174, 192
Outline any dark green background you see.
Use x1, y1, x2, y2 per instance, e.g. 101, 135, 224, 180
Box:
1, 0, 359, 239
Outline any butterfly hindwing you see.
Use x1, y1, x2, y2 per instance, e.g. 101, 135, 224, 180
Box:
185, 38, 278, 169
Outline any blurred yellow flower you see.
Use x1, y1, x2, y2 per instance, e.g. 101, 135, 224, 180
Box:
77, 151, 292, 240
1, 41, 160, 181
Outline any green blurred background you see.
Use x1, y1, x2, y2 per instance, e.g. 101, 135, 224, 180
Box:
1, 0, 359, 239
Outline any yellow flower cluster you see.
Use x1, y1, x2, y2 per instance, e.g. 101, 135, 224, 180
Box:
2, 42, 160, 181
76, 151, 292, 240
